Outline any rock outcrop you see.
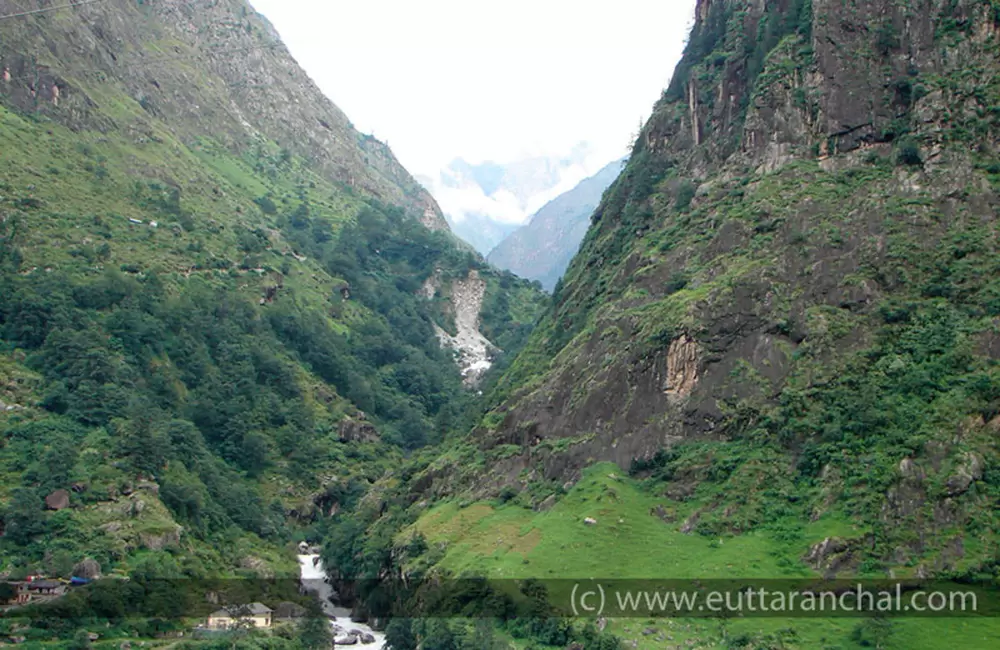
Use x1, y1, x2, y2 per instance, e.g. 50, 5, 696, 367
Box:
72, 558, 102, 580
338, 414, 380, 444
139, 526, 182, 550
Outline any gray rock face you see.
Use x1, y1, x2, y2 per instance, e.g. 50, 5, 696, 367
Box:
139, 527, 182, 550
338, 416, 380, 444
487, 159, 625, 290
73, 558, 102, 580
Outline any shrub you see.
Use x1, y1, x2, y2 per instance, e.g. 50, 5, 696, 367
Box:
895, 138, 923, 166
675, 181, 697, 212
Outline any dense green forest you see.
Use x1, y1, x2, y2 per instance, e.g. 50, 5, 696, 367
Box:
0, 170, 543, 571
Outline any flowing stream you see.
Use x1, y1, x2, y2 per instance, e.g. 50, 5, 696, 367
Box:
298, 554, 386, 648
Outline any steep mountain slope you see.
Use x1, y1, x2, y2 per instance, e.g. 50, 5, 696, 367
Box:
0, 0, 545, 587
470, 0, 1000, 562
325, 1, 1000, 648
487, 158, 626, 290
1, 0, 446, 231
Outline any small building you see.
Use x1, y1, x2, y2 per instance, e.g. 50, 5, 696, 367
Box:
26, 579, 62, 596
207, 603, 273, 629
3, 582, 31, 605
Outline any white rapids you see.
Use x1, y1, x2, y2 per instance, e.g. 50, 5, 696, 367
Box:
298, 554, 386, 648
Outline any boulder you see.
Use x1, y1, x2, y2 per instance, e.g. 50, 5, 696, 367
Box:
73, 558, 102, 580
134, 481, 160, 496
805, 537, 849, 568
44, 489, 71, 511
334, 634, 359, 646
338, 418, 379, 444
945, 472, 975, 497
583, 517, 597, 526
535, 494, 557, 512
651, 504, 676, 522
679, 511, 700, 534
803, 536, 861, 576
898, 458, 924, 482
238, 556, 273, 578
945, 452, 985, 496
139, 527, 181, 550
100, 521, 123, 534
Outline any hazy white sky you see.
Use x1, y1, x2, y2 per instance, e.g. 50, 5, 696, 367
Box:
248, 0, 696, 178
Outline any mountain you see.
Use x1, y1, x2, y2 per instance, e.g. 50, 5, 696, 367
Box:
0, 0, 545, 591
487, 158, 626, 290
443, 212, 520, 257
422, 144, 610, 254
328, 1, 1000, 647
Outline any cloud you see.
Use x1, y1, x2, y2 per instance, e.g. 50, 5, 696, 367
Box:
247, 0, 695, 180
421, 143, 614, 226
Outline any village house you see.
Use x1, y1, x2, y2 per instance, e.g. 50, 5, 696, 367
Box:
206, 603, 273, 630
26, 579, 63, 597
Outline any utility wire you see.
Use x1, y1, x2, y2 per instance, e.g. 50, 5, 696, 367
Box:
0, 0, 107, 21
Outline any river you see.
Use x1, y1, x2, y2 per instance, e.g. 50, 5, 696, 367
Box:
297, 554, 387, 648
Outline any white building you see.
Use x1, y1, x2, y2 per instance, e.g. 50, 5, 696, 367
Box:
206, 603, 273, 629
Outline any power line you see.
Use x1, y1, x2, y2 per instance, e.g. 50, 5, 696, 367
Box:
0, 0, 107, 21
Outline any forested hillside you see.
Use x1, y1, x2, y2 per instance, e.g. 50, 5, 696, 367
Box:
0, 0, 544, 592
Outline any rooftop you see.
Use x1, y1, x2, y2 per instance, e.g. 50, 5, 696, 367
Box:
210, 602, 273, 617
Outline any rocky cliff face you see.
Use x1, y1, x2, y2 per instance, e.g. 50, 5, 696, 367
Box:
487, 158, 625, 290
0, 0, 447, 229
435, 0, 1000, 573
